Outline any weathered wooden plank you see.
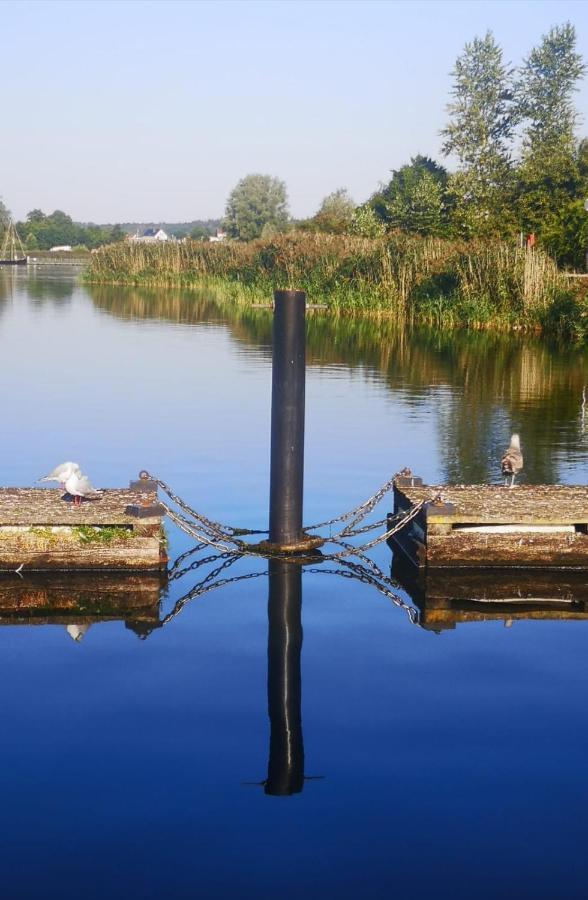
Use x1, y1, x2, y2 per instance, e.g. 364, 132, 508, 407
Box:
0, 538, 164, 571
424, 569, 588, 602
420, 606, 588, 629
0, 572, 164, 633
0, 571, 166, 607
0, 488, 160, 526
394, 483, 588, 526
427, 531, 588, 568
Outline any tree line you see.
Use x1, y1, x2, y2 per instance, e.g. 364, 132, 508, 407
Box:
2, 23, 585, 265
223, 23, 588, 267
0, 203, 126, 251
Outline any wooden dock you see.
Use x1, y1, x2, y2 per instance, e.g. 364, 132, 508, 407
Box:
391, 476, 588, 569
392, 559, 588, 631
0, 487, 167, 571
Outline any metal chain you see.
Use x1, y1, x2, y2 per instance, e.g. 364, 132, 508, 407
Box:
327, 500, 426, 558
146, 474, 267, 539
306, 564, 419, 625
168, 550, 236, 583
160, 554, 418, 627
305, 474, 399, 532
161, 568, 267, 626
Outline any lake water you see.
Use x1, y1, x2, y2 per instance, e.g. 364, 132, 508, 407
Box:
1, 267, 588, 899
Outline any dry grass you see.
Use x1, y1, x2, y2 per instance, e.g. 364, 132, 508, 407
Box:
87, 232, 573, 331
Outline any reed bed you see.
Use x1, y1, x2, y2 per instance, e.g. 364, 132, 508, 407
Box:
87, 232, 583, 335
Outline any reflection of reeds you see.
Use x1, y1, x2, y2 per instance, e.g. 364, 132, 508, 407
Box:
87, 233, 576, 332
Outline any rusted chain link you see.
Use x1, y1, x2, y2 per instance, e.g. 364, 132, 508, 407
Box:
150, 468, 429, 561
161, 552, 419, 627
305, 474, 398, 533
161, 566, 266, 626
148, 469, 409, 543
146, 474, 267, 539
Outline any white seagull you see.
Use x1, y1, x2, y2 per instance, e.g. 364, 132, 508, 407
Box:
38, 461, 81, 488
65, 471, 103, 506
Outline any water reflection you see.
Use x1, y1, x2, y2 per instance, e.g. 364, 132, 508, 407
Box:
0, 572, 165, 638
86, 283, 588, 485
0, 266, 75, 306
266, 560, 305, 795
392, 556, 588, 632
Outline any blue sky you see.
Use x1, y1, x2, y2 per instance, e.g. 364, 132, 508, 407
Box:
3, 0, 588, 222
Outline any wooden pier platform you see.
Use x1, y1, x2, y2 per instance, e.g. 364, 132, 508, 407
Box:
0, 487, 167, 571
390, 477, 588, 569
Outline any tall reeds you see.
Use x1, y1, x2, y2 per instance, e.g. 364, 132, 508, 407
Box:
86, 232, 578, 333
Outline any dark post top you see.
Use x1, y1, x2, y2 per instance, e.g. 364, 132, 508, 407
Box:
269, 290, 306, 546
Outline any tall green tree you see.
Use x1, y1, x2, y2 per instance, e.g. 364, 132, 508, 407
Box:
372, 156, 448, 235
0, 197, 9, 243
224, 174, 289, 241
517, 23, 586, 237
310, 188, 355, 234
109, 224, 126, 243
350, 204, 385, 238
441, 31, 516, 237
0, 197, 9, 225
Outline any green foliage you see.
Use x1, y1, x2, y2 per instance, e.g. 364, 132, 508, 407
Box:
73, 526, 131, 544
110, 224, 126, 243
372, 156, 449, 236
539, 198, 588, 268
309, 188, 355, 234
17, 208, 120, 250
0, 197, 9, 243
351, 205, 385, 238
190, 224, 211, 240
87, 231, 571, 335
224, 174, 290, 240
442, 31, 516, 237
0, 197, 9, 226
517, 23, 586, 236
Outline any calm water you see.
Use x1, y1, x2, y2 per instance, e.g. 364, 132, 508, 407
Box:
1, 267, 588, 899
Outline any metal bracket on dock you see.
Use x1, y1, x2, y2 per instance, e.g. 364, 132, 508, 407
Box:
394, 468, 424, 489
425, 496, 455, 519
129, 470, 159, 493
125, 501, 166, 519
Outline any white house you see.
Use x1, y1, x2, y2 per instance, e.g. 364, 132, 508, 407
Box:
209, 229, 227, 243
131, 228, 169, 244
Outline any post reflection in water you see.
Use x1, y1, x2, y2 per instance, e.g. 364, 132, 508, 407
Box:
265, 559, 305, 796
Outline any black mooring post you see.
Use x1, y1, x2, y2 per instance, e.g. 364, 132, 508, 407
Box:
269, 289, 306, 546
265, 559, 305, 795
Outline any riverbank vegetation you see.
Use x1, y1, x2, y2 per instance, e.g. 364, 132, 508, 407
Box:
86, 232, 588, 338
81, 22, 588, 340
217, 24, 588, 268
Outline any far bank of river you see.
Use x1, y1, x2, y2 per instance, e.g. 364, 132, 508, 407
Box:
85, 232, 588, 342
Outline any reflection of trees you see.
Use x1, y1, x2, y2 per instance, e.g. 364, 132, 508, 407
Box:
88, 283, 228, 326
87, 283, 588, 484
25, 272, 75, 304
0, 269, 16, 321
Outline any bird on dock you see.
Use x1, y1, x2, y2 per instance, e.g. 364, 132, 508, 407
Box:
64, 470, 102, 506
501, 434, 523, 487
38, 461, 81, 489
